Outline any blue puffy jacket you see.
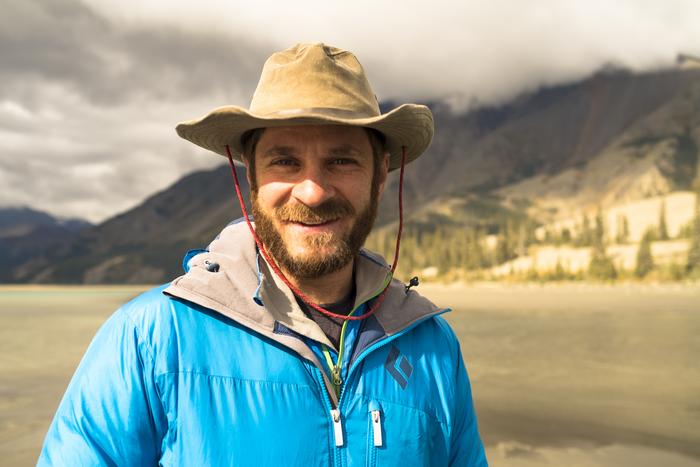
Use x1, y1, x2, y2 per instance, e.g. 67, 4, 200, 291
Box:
39, 222, 487, 466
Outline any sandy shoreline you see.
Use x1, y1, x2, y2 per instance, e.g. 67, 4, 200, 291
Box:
418, 281, 700, 314
1, 283, 699, 466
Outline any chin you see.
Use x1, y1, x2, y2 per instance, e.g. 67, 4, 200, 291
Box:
291, 245, 341, 261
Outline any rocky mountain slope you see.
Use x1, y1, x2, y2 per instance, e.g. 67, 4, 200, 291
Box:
376, 67, 700, 227
0, 208, 91, 282
497, 74, 700, 223
10, 166, 248, 283
6, 66, 700, 283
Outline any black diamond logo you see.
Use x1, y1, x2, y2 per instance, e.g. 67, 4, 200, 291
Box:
384, 345, 413, 389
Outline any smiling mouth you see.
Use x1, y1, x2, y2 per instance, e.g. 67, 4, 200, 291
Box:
293, 219, 338, 227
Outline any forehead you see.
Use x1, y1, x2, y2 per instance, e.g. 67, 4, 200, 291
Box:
255, 125, 372, 155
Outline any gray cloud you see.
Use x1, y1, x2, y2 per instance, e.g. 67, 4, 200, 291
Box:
0, 0, 274, 222
1, 0, 699, 222
81, 0, 700, 106
1, 0, 271, 106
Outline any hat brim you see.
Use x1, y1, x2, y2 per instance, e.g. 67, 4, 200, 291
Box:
175, 103, 433, 171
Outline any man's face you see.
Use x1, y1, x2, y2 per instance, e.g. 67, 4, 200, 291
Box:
248, 125, 388, 279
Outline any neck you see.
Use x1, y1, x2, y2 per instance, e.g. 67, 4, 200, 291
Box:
284, 261, 355, 305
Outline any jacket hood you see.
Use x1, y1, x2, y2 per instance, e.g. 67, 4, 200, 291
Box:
164, 220, 442, 350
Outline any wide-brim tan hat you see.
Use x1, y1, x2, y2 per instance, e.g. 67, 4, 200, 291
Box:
176, 42, 434, 171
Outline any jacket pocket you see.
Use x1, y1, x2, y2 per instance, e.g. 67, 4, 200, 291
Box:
366, 400, 383, 467
367, 400, 448, 466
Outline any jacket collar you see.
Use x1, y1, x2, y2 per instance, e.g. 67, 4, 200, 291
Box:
164, 221, 442, 347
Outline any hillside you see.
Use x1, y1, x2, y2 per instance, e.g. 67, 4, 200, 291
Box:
11, 165, 248, 283
497, 75, 700, 222
0, 208, 91, 282
8, 66, 700, 283
375, 67, 700, 226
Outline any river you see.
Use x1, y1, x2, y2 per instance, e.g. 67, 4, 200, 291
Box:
1, 283, 698, 466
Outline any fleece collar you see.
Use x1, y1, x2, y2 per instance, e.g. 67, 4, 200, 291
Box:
164, 221, 442, 348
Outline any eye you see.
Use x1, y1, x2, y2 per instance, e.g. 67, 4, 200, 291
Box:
270, 157, 298, 167
330, 158, 358, 165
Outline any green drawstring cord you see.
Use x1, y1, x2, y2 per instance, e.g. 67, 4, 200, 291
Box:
322, 317, 351, 398
318, 274, 393, 398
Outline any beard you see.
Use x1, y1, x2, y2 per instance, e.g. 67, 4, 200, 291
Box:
251, 188, 379, 280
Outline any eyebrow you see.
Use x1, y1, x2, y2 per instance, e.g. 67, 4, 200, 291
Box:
327, 144, 361, 157
262, 146, 298, 157
260, 144, 362, 158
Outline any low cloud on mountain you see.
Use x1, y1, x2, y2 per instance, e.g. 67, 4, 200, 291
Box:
1, 0, 699, 222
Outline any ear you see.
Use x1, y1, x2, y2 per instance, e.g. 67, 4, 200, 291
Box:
376, 152, 390, 198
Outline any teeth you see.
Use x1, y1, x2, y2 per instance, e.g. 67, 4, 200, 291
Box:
285, 217, 340, 226
298, 219, 334, 225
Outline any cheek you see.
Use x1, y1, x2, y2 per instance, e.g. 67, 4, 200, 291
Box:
345, 180, 373, 208
256, 182, 294, 208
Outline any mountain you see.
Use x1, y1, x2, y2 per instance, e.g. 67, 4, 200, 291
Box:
8, 66, 700, 283
376, 67, 700, 226
497, 70, 700, 220
0, 208, 91, 281
386, 69, 696, 191
10, 165, 249, 284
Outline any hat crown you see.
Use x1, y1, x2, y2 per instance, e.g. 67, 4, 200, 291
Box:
249, 43, 381, 119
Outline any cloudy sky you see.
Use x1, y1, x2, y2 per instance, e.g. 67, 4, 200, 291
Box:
2, 0, 699, 223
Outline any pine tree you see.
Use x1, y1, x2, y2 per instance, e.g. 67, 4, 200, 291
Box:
516, 222, 526, 256
686, 195, 700, 276
525, 219, 538, 247
588, 209, 617, 280
635, 229, 655, 278
593, 209, 606, 249
576, 214, 593, 247
544, 227, 553, 244
465, 228, 485, 270
561, 227, 572, 244
400, 235, 417, 277
658, 200, 669, 240
495, 222, 512, 265
615, 214, 630, 244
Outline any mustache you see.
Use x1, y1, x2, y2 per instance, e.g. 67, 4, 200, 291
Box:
275, 199, 355, 224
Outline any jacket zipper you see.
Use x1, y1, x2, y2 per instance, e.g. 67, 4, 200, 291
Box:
370, 405, 382, 447
331, 409, 344, 447
322, 348, 342, 398
366, 400, 382, 467
317, 290, 387, 466
321, 316, 351, 398
324, 272, 394, 398
312, 364, 343, 467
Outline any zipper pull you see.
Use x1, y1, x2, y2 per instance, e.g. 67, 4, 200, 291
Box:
322, 346, 343, 398
368, 400, 383, 447
331, 409, 344, 447
331, 365, 343, 389
371, 410, 383, 446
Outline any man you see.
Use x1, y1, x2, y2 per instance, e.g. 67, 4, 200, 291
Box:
39, 43, 487, 466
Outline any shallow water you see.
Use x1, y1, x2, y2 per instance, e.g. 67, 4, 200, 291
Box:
428, 282, 700, 466
1, 283, 699, 466
0, 286, 146, 466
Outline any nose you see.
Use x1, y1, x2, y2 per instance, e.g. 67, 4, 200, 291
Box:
291, 167, 335, 207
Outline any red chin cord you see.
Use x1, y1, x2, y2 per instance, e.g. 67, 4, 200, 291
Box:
225, 144, 405, 321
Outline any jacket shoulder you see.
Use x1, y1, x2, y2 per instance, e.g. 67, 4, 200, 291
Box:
117, 283, 184, 328
112, 283, 194, 365
432, 314, 462, 357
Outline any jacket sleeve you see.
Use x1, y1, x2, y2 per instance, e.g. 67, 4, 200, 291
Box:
449, 350, 488, 466
434, 317, 488, 467
37, 308, 167, 466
